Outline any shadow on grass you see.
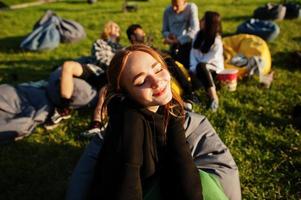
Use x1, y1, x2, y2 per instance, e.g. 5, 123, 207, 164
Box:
0, 63, 64, 84
272, 51, 301, 72
0, 58, 67, 68
292, 36, 301, 43
222, 101, 301, 198
222, 98, 292, 129
0, 1, 8, 8
0, 36, 24, 53
244, 129, 301, 198
246, 107, 290, 128
0, 140, 85, 200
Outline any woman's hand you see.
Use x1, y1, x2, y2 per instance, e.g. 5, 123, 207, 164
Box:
164, 34, 179, 45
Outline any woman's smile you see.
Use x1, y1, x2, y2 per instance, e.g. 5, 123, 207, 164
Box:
153, 84, 167, 97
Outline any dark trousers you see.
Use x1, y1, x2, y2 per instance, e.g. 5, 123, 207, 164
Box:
196, 63, 216, 90
171, 42, 192, 70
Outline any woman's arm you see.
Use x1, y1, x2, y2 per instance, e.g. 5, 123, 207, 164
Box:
177, 3, 199, 45
162, 7, 171, 39
60, 61, 84, 99
117, 109, 145, 200
93, 85, 107, 122
166, 115, 203, 200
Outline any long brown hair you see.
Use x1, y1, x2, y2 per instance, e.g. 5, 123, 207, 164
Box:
193, 11, 222, 53
101, 44, 184, 133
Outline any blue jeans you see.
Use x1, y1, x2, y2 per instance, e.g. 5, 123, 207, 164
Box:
65, 136, 103, 200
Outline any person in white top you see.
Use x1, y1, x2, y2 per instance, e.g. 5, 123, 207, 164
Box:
189, 11, 224, 111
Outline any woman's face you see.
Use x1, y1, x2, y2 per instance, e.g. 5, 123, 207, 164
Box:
120, 51, 172, 112
172, 0, 186, 14
109, 24, 120, 39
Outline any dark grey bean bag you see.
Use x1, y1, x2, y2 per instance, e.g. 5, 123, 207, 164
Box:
284, 3, 301, 19
184, 112, 241, 200
34, 10, 86, 43
253, 3, 286, 21
237, 18, 280, 41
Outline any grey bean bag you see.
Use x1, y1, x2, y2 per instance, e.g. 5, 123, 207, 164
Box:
184, 112, 241, 200
20, 14, 60, 51
34, 10, 86, 43
0, 84, 52, 142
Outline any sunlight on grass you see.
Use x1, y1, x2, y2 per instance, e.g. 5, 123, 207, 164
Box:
0, 0, 301, 199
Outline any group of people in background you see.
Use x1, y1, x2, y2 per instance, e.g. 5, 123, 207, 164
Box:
1, 0, 242, 199
54, 0, 240, 199
46, 0, 225, 135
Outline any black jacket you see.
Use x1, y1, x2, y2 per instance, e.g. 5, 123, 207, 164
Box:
90, 97, 202, 200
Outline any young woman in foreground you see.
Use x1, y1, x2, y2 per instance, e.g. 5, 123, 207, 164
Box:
89, 44, 202, 199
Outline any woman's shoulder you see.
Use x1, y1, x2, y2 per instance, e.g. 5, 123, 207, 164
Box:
212, 35, 223, 49
215, 35, 223, 42
187, 2, 198, 10
164, 5, 173, 14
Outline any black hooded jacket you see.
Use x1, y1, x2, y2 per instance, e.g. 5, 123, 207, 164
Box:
90, 97, 202, 200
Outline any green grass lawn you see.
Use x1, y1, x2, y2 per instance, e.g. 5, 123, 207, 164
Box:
0, 0, 300, 199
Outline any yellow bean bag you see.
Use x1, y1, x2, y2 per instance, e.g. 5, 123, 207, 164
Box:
223, 34, 272, 78
171, 61, 191, 96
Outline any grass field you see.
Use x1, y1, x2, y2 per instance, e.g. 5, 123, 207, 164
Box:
0, 0, 301, 199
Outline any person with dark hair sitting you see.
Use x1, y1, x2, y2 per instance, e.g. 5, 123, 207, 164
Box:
190, 11, 224, 112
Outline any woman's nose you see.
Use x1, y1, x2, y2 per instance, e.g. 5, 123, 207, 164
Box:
150, 76, 160, 89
